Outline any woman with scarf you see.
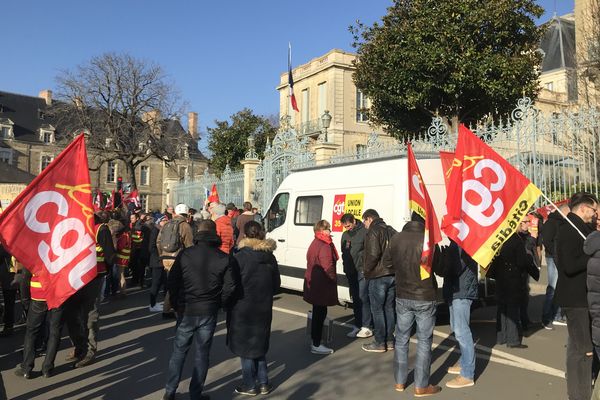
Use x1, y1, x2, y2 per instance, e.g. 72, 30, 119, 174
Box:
304, 219, 339, 355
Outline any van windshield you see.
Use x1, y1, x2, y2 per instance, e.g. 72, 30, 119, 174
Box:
266, 192, 289, 232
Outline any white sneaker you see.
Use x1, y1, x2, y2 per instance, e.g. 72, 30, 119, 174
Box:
311, 344, 334, 355
346, 327, 360, 338
149, 304, 163, 312
356, 327, 373, 338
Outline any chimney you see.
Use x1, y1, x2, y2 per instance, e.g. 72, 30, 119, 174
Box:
39, 90, 52, 106
188, 112, 198, 139
142, 109, 161, 135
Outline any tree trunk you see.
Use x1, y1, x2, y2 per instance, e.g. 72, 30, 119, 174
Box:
124, 160, 137, 190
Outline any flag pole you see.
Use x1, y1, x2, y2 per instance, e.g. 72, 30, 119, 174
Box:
287, 42, 291, 117
540, 192, 586, 240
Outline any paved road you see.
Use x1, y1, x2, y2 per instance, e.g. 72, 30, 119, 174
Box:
1, 284, 569, 400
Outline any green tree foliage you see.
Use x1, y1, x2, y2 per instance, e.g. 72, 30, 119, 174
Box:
207, 109, 278, 174
350, 0, 545, 136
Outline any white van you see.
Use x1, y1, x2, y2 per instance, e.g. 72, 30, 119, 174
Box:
264, 154, 449, 302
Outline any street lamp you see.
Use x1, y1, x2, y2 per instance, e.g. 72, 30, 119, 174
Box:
320, 110, 332, 143
245, 134, 258, 160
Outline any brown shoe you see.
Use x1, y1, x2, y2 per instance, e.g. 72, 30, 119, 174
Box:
414, 385, 442, 397
447, 363, 461, 375
446, 375, 474, 389
394, 384, 405, 392
65, 350, 78, 362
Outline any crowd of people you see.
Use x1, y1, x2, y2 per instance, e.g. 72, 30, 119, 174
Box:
1, 192, 599, 399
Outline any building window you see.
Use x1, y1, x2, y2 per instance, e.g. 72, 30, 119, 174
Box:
42, 131, 53, 144
0, 125, 12, 139
179, 166, 188, 182
301, 89, 310, 124
41, 155, 54, 172
544, 81, 554, 91
140, 194, 148, 212
140, 165, 149, 186
106, 161, 116, 183
356, 144, 367, 158
0, 148, 12, 164
356, 89, 370, 122
318, 82, 327, 117
1, 127, 9, 138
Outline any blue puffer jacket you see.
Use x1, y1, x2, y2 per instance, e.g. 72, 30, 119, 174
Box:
442, 240, 478, 302
585, 231, 600, 347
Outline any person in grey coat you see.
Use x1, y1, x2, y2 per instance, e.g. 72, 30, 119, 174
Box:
227, 221, 280, 396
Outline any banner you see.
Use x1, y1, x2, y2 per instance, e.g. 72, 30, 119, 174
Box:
407, 143, 442, 279
0, 134, 97, 308
441, 125, 541, 267
331, 193, 364, 232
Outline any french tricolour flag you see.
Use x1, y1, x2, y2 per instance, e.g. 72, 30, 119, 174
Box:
288, 43, 299, 113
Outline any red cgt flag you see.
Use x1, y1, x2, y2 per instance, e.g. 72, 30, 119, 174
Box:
93, 189, 103, 212
124, 189, 141, 209
407, 143, 442, 279
208, 183, 220, 204
439, 151, 456, 189
0, 134, 97, 308
441, 125, 541, 268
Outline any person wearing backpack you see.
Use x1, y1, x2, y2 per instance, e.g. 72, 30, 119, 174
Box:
158, 203, 194, 319
361, 209, 397, 353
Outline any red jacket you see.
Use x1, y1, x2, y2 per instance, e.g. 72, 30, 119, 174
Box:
303, 237, 338, 306
215, 216, 234, 254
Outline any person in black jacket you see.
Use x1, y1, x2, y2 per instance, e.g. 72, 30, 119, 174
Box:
541, 204, 569, 328
0, 244, 16, 336
227, 221, 280, 396
147, 217, 165, 312
361, 209, 396, 353
489, 232, 537, 349
164, 219, 239, 400
555, 192, 597, 400
340, 213, 372, 339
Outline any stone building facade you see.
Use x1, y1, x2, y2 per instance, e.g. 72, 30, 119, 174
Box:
0, 89, 207, 211
276, 49, 395, 155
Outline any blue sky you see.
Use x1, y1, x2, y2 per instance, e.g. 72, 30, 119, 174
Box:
1, 0, 573, 148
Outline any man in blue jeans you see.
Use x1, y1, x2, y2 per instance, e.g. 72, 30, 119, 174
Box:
442, 240, 477, 389
389, 220, 442, 397
164, 220, 238, 400
361, 209, 396, 353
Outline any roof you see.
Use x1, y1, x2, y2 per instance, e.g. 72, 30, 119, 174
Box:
0, 90, 207, 161
0, 91, 54, 143
0, 161, 36, 184
539, 15, 576, 72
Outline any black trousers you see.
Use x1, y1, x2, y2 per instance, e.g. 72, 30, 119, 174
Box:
149, 267, 167, 307
311, 305, 327, 347
496, 303, 521, 346
21, 300, 64, 373
130, 250, 147, 287
563, 307, 593, 400
2, 286, 16, 328
64, 279, 99, 359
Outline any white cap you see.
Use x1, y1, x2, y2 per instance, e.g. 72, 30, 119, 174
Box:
175, 203, 189, 215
